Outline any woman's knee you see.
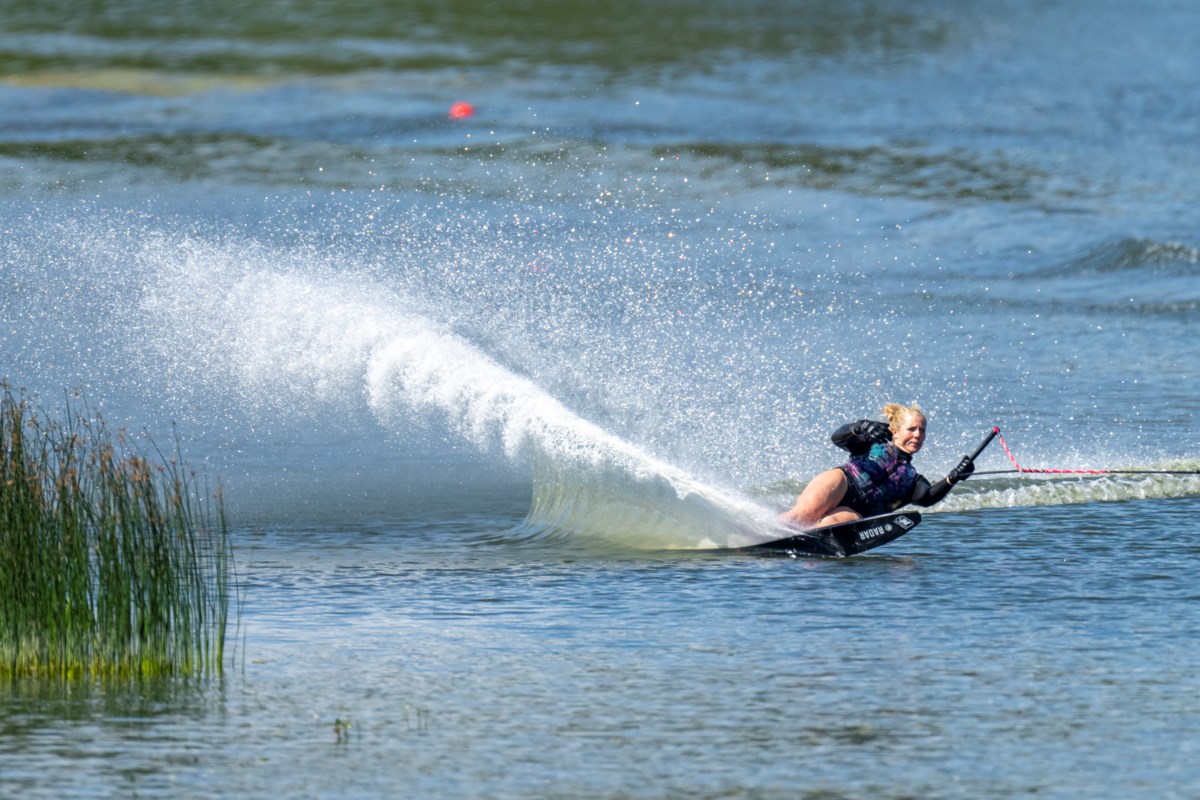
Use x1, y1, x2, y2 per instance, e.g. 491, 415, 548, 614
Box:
783, 469, 848, 526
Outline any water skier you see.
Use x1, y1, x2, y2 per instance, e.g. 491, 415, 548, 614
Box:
780, 403, 975, 530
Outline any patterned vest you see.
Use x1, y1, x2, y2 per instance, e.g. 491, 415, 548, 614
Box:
841, 442, 919, 516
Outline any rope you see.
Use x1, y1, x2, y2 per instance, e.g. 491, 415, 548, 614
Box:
972, 429, 1200, 476
995, 430, 1112, 474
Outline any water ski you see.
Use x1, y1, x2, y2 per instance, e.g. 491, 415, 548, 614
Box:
747, 511, 921, 557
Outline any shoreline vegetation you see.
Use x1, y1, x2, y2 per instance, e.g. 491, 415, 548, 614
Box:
1, 384, 233, 679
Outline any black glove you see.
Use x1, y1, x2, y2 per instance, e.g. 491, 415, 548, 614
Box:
855, 420, 892, 445
947, 456, 975, 484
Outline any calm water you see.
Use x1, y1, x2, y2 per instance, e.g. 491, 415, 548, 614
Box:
2, 1, 1200, 797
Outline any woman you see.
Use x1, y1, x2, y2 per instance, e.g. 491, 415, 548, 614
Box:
780, 403, 975, 529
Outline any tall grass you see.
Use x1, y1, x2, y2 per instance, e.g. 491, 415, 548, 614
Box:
0, 384, 233, 679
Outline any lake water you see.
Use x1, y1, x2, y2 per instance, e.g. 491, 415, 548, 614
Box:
2, 1, 1199, 797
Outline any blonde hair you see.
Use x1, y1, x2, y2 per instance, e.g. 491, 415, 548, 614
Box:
882, 403, 925, 432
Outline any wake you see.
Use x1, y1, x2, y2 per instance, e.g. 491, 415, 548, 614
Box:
933, 470, 1200, 514
139, 241, 789, 550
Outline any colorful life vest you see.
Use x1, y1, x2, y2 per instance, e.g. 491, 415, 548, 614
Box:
841, 442, 919, 516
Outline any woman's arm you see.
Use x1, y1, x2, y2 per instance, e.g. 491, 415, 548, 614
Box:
909, 456, 975, 507
831, 419, 891, 454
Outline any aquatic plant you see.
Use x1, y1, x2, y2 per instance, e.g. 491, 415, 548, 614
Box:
0, 384, 232, 678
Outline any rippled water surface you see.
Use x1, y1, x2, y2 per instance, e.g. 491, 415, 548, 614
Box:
2, 0, 1199, 796
5, 496, 1200, 798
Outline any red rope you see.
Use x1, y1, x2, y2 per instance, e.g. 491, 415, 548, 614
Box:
994, 429, 1112, 474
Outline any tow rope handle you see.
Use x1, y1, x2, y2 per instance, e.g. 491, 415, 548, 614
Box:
966, 426, 1001, 464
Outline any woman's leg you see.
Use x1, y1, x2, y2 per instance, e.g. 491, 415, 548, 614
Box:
779, 468, 862, 529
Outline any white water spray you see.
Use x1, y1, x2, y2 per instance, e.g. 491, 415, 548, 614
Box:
138, 238, 788, 549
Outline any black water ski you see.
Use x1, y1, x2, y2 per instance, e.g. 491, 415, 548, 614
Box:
748, 511, 921, 557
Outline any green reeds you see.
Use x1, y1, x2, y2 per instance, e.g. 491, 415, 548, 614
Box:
1, 384, 233, 679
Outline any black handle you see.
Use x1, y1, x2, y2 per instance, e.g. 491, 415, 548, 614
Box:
966, 427, 1000, 462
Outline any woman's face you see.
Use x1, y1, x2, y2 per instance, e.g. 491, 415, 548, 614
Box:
892, 413, 927, 455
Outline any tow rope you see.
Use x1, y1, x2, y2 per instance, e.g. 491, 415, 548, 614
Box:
971, 428, 1200, 476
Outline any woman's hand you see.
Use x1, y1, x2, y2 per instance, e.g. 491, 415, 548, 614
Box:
947, 456, 975, 484
855, 420, 892, 444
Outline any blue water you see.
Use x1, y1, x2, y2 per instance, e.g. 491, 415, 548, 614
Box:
2, 1, 1200, 796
